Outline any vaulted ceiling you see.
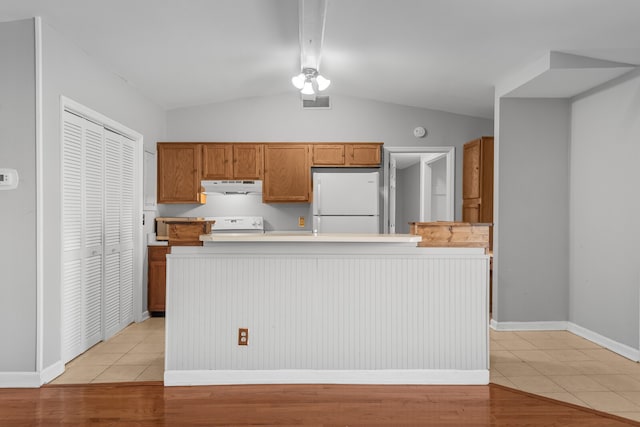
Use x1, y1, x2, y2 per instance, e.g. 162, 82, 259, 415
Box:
2, 0, 640, 118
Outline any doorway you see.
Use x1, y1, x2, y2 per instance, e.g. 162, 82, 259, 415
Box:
384, 147, 455, 233
60, 97, 144, 365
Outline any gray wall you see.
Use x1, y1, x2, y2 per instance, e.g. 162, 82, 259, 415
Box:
0, 19, 36, 372
163, 93, 493, 221
569, 69, 640, 349
41, 20, 166, 369
396, 163, 421, 233
496, 98, 570, 323
430, 156, 447, 220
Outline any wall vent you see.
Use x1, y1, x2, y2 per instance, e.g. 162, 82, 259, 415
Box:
302, 95, 331, 109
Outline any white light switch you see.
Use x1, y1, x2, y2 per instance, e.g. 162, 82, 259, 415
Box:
0, 169, 18, 190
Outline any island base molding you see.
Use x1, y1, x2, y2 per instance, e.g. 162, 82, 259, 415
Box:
164, 369, 490, 386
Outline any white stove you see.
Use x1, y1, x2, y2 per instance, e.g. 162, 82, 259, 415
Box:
205, 216, 264, 234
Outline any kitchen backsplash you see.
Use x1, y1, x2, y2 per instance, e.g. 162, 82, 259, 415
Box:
156, 194, 313, 232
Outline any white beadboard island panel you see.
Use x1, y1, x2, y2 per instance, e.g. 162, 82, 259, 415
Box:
165, 243, 489, 386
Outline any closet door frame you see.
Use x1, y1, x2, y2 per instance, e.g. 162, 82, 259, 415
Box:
60, 97, 144, 343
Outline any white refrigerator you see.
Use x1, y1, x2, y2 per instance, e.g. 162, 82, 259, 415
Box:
312, 171, 380, 233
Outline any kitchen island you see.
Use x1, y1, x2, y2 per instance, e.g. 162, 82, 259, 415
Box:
164, 233, 489, 386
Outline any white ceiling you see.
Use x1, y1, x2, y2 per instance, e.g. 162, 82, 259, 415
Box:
2, 0, 640, 119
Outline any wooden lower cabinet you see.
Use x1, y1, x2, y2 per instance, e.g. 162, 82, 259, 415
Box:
148, 246, 170, 314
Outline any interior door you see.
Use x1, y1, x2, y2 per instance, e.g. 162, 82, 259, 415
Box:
386, 149, 455, 235
83, 121, 105, 349
62, 112, 104, 363
104, 130, 135, 339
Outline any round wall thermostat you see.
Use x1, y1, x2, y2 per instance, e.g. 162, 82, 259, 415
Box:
413, 126, 427, 138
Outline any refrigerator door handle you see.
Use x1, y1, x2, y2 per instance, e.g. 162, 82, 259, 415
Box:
316, 181, 321, 215
314, 216, 320, 234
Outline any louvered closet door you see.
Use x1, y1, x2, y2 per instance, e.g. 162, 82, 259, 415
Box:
83, 122, 105, 348
104, 130, 135, 339
62, 112, 104, 363
119, 137, 135, 326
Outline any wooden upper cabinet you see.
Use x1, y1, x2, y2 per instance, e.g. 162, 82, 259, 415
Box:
233, 144, 263, 179
202, 144, 233, 180
202, 143, 263, 180
263, 144, 311, 203
462, 136, 494, 224
157, 143, 204, 204
346, 143, 381, 166
313, 144, 345, 166
312, 143, 382, 166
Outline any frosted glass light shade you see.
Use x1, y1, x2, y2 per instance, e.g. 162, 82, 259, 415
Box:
316, 74, 331, 91
291, 73, 305, 89
301, 80, 315, 95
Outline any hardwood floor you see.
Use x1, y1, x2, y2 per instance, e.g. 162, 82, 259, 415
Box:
1, 383, 639, 426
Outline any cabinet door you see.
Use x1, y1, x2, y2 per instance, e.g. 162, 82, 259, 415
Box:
148, 246, 169, 312
263, 144, 311, 203
346, 144, 381, 166
233, 144, 263, 179
463, 139, 482, 200
312, 144, 345, 166
157, 143, 202, 203
202, 144, 233, 180
462, 202, 480, 223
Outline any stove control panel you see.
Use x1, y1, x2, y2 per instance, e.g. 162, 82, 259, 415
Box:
207, 216, 264, 232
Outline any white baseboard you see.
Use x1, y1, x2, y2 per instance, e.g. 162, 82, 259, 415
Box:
490, 320, 640, 362
0, 372, 41, 388
139, 311, 150, 322
490, 320, 568, 331
567, 322, 640, 362
164, 369, 489, 387
40, 360, 65, 385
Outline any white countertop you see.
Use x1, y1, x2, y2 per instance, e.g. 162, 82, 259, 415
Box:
199, 232, 422, 243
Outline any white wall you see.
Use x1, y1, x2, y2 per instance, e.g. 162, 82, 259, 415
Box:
496, 98, 570, 323
164, 93, 493, 221
41, 20, 166, 369
0, 19, 36, 372
570, 69, 640, 349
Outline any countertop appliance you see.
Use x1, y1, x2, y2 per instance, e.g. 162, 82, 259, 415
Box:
312, 171, 380, 233
205, 216, 264, 234
201, 180, 262, 195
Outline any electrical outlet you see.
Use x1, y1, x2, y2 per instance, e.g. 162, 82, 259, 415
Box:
238, 328, 249, 346
298, 216, 305, 227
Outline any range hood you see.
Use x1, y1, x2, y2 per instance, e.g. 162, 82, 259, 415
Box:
201, 180, 262, 195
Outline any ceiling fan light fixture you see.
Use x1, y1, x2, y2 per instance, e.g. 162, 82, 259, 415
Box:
291, 73, 306, 89
292, 67, 329, 95
300, 80, 315, 95
315, 74, 330, 91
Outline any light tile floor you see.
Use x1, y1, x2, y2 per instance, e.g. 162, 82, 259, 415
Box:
50, 317, 165, 384
51, 318, 640, 422
490, 329, 640, 422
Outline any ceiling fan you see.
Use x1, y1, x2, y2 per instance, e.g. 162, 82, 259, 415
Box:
291, 0, 331, 99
